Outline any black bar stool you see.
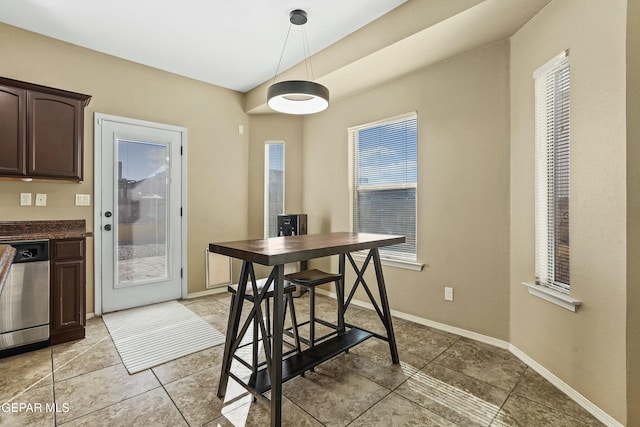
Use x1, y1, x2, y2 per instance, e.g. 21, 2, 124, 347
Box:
227, 278, 302, 375
284, 269, 344, 347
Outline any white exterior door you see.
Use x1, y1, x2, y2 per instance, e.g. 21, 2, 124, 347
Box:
95, 114, 186, 313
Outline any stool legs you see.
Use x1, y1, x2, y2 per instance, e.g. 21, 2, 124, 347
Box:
309, 288, 316, 347
228, 288, 302, 382
252, 301, 259, 374
286, 295, 302, 354
284, 269, 345, 356
305, 278, 343, 349
264, 294, 301, 353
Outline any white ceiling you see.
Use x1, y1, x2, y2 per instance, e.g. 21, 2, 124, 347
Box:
0, 0, 407, 92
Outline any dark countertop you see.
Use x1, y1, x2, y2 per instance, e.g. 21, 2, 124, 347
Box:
0, 219, 93, 242
0, 220, 92, 296
0, 244, 16, 297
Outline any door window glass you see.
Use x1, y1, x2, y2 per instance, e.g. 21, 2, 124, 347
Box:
117, 139, 169, 284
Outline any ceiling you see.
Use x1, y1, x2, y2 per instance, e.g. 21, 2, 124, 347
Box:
0, 0, 553, 111
0, 0, 407, 92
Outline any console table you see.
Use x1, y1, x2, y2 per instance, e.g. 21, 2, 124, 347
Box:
209, 232, 405, 426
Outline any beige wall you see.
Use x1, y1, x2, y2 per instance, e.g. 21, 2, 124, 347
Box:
510, 0, 627, 423
301, 41, 511, 341
627, 0, 640, 424
0, 23, 251, 312
247, 114, 304, 239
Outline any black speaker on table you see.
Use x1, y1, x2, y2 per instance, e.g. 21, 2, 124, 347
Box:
277, 214, 307, 237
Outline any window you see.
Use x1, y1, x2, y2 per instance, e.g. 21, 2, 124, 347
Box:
534, 51, 570, 293
349, 113, 417, 261
264, 142, 284, 238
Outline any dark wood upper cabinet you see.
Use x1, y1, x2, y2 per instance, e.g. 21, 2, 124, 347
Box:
0, 77, 91, 181
0, 85, 27, 176
28, 91, 85, 179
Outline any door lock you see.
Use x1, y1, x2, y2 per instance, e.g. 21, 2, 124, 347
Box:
104, 224, 112, 231
105, 211, 112, 218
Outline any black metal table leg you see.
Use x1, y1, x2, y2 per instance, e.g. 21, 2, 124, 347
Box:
270, 264, 284, 427
337, 254, 346, 333
371, 248, 399, 364
217, 261, 250, 398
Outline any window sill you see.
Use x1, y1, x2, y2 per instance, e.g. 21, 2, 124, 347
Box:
351, 252, 424, 271
522, 282, 581, 312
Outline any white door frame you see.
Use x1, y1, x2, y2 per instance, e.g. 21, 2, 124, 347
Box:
93, 113, 188, 316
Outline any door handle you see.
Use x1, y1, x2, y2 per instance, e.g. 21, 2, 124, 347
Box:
105, 211, 112, 218
104, 224, 112, 231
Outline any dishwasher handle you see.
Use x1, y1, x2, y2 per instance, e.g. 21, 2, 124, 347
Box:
10, 240, 50, 263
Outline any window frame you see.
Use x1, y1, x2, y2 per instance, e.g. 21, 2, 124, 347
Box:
348, 112, 419, 264
264, 141, 285, 239
534, 50, 571, 294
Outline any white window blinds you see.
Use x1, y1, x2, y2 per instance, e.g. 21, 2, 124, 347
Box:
534, 51, 570, 292
349, 113, 417, 260
264, 142, 285, 238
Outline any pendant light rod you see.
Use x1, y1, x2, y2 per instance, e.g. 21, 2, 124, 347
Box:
271, 23, 293, 86
301, 25, 314, 81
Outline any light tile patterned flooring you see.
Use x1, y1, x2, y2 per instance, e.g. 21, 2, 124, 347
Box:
0, 293, 604, 426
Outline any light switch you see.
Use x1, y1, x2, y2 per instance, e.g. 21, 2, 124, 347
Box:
20, 193, 32, 206
35, 193, 47, 206
75, 194, 91, 206
444, 287, 454, 301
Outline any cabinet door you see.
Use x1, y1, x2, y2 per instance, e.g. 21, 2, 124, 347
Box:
50, 239, 86, 345
28, 91, 84, 180
0, 85, 27, 176
51, 259, 85, 332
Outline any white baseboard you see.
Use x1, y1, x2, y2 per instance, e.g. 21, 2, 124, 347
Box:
390, 305, 510, 350
89, 288, 227, 319
315, 289, 623, 427
186, 287, 227, 299
509, 345, 623, 427
315, 288, 509, 350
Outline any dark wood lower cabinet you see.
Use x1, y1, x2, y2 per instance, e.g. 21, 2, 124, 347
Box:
50, 238, 86, 345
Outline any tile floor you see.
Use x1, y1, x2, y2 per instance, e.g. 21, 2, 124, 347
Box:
0, 292, 604, 426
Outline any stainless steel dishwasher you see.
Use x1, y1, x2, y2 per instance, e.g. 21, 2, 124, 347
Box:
0, 240, 50, 356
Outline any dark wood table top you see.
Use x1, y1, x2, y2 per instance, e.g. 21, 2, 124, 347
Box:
209, 232, 405, 266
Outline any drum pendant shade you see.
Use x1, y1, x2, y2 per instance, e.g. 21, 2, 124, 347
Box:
267, 10, 330, 115
268, 80, 329, 115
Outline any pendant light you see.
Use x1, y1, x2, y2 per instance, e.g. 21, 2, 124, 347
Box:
267, 9, 329, 115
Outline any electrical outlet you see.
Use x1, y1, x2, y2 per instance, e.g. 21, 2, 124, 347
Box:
20, 193, 32, 206
35, 193, 47, 206
444, 286, 454, 301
